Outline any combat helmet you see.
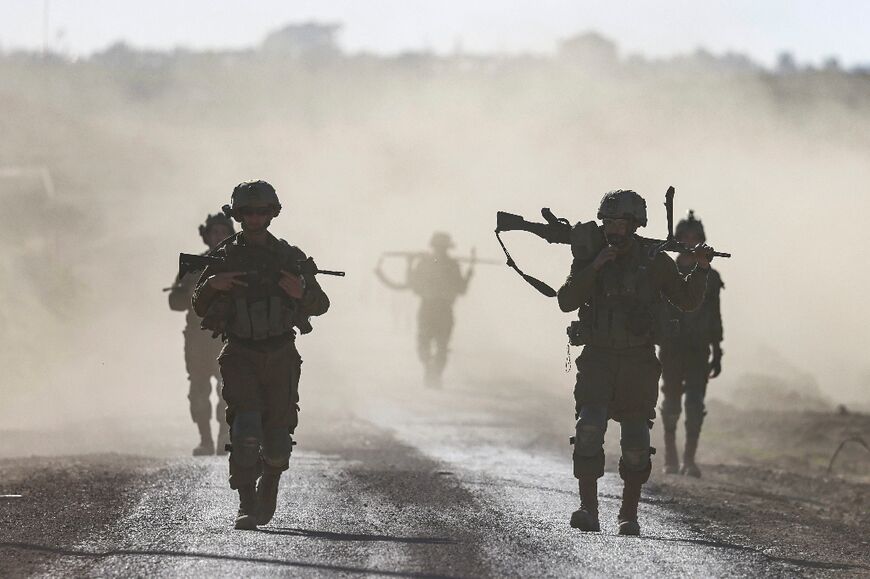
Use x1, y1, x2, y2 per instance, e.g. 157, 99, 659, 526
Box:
675, 210, 706, 243
597, 189, 647, 228
222, 180, 281, 222
199, 212, 236, 243
430, 231, 455, 249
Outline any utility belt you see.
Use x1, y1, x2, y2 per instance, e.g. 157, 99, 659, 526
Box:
567, 306, 656, 350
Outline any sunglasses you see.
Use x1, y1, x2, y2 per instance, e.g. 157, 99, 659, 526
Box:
239, 206, 274, 217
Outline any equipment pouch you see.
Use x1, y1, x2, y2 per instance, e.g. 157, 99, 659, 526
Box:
567, 320, 588, 346
201, 296, 234, 335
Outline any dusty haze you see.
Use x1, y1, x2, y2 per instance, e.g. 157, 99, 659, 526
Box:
1, 32, 868, 448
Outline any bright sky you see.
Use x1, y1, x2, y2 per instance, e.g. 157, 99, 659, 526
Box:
2, 0, 868, 67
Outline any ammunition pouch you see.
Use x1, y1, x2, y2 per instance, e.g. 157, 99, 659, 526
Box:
201, 296, 234, 335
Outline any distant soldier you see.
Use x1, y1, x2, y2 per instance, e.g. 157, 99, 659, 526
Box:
657, 211, 724, 478
374, 232, 474, 387
192, 180, 330, 530
168, 213, 235, 456
558, 190, 713, 536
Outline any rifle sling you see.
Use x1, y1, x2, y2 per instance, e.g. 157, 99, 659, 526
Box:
494, 229, 558, 298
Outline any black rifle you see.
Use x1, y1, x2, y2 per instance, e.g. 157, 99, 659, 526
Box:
495, 187, 731, 297
178, 253, 345, 282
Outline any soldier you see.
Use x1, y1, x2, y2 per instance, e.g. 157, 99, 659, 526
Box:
192, 180, 330, 530
374, 232, 474, 388
168, 213, 235, 456
557, 190, 713, 536
657, 211, 724, 478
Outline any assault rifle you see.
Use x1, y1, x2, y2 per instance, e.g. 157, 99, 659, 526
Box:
178, 253, 345, 283
495, 186, 731, 297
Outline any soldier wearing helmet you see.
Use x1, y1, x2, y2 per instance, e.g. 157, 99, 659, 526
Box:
557, 189, 713, 536
374, 231, 475, 388
192, 180, 330, 530
168, 212, 235, 456
656, 211, 724, 478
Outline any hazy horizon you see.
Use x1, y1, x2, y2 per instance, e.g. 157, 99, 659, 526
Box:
2, 0, 869, 69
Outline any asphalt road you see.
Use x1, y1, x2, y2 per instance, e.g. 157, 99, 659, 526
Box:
1, 382, 863, 578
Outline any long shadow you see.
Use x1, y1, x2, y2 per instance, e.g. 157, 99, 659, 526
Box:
260, 527, 458, 545
640, 535, 869, 572
0, 542, 457, 579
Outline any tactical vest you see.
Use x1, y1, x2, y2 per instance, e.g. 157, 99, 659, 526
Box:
575, 240, 659, 349
222, 239, 298, 341
656, 266, 716, 344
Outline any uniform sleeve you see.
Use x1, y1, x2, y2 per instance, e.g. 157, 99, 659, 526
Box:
708, 269, 724, 344
296, 248, 330, 317
191, 265, 221, 317
654, 253, 708, 313
557, 257, 597, 312
167, 272, 195, 312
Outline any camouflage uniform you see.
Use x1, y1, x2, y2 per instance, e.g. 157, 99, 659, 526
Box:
657, 211, 724, 477
558, 190, 709, 535
168, 213, 234, 456
192, 180, 330, 530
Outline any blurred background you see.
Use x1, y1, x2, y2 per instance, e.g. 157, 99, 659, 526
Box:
1, 0, 868, 452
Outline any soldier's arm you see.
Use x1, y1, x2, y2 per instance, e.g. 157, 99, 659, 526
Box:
191, 265, 221, 317
708, 269, 724, 344
292, 247, 330, 317
655, 252, 708, 312
557, 258, 597, 312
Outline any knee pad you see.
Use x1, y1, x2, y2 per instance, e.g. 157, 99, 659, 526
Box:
574, 422, 605, 457
231, 411, 262, 468
619, 450, 652, 484
659, 396, 682, 422
261, 428, 293, 469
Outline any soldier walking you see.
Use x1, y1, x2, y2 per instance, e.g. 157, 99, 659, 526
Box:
168, 213, 234, 456
558, 190, 713, 535
657, 211, 724, 477
192, 180, 330, 530
374, 232, 474, 388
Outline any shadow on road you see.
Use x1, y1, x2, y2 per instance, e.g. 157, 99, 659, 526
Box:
641, 535, 869, 572
260, 527, 458, 545
0, 542, 458, 579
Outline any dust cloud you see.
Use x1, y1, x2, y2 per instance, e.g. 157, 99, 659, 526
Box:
1, 30, 868, 447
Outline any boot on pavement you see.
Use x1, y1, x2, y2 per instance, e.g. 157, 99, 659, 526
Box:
681, 436, 702, 478
192, 421, 214, 456
569, 476, 600, 532
256, 468, 282, 525
662, 428, 679, 474
234, 485, 258, 530
617, 478, 643, 536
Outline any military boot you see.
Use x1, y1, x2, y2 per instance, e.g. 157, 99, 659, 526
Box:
192, 421, 214, 456
256, 468, 282, 525
662, 429, 679, 474
681, 436, 702, 478
234, 485, 258, 530
617, 478, 643, 536
216, 423, 230, 456
569, 476, 600, 532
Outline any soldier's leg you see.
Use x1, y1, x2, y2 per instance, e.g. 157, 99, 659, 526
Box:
681, 347, 710, 478
214, 356, 230, 456
430, 314, 454, 386
570, 348, 615, 532
218, 343, 265, 530
257, 343, 303, 525
617, 417, 652, 535
186, 337, 216, 456
658, 346, 685, 474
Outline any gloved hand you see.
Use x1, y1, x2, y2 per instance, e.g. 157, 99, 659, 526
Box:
708, 343, 723, 378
